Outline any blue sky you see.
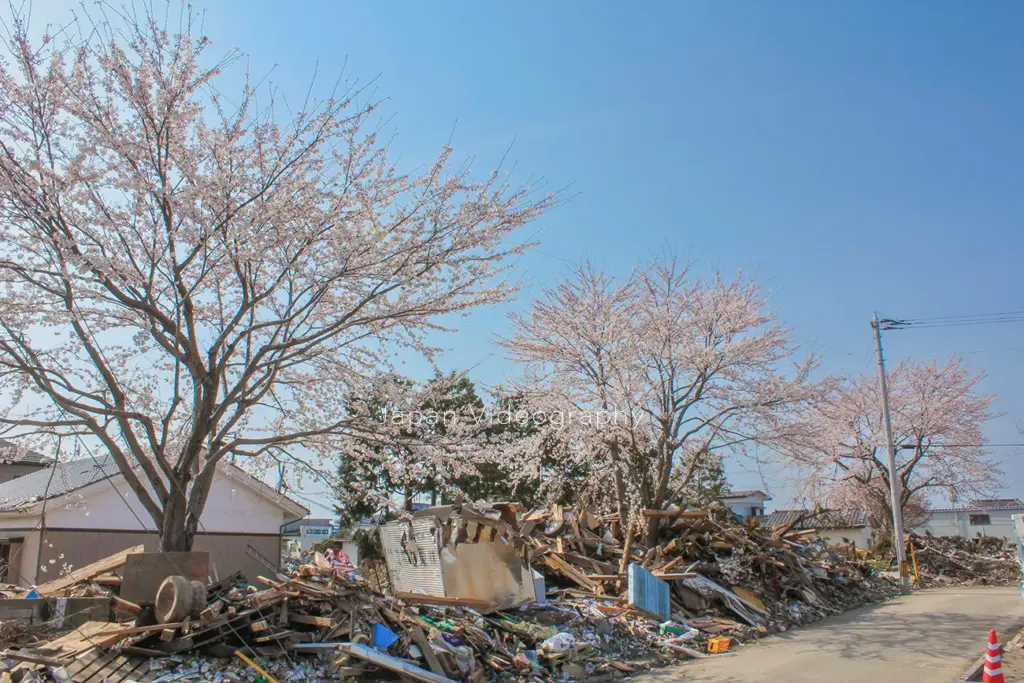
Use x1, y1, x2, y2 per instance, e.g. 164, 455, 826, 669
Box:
29, 1, 1024, 514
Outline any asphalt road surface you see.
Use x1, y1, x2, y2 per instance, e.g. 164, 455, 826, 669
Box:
636, 586, 1024, 683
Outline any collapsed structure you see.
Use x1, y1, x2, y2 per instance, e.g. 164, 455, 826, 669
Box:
907, 532, 1020, 587
0, 502, 909, 682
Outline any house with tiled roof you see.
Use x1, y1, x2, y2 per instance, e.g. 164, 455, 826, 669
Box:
914, 498, 1024, 543
0, 454, 308, 586
0, 438, 53, 484
760, 508, 876, 548
720, 490, 772, 520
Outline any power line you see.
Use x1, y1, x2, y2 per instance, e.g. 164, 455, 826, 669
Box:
899, 442, 1024, 449
899, 310, 1024, 323
881, 311, 1024, 331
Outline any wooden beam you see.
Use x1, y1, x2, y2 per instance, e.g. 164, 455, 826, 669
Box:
393, 592, 499, 611
36, 545, 144, 596
288, 614, 333, 628
407, 624, 448, 679
641, 509, 710, 519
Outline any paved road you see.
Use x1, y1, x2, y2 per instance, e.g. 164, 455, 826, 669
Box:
636, 587, 1024, 683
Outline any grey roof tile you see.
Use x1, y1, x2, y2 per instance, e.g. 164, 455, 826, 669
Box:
0, 438, 53, 466
0, 455, 119, 510
760, 508, 871, 530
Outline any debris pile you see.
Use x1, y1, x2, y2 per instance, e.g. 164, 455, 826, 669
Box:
0, 504, 898, 682
909, 533, 1020, 587
519, 506, 895, 633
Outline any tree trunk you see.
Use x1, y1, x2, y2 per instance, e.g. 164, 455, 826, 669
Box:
644, 516, 661, 546
609, 442, 629, 531
159, 493, 193, 551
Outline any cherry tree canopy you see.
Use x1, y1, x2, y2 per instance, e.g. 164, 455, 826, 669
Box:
783, 356, 998, 528
0, 5, 551, 549
501, 254, 815, 540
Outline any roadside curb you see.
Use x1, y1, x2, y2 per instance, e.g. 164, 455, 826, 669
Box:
958, 628, 1024, 682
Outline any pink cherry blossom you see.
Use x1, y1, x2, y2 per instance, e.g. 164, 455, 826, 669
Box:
0, 4, 552, 549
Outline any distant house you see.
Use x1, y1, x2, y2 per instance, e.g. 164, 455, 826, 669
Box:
0, 455, 308, 586
915, 499, 1024, 542
0, 439, 53, 485
721, 490, 771, 519
760, 509, 875, 548
281, 517, 336, 554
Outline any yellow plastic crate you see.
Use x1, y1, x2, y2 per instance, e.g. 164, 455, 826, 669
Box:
706, 636, 732, 654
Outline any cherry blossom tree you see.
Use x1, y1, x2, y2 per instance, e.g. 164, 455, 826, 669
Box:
500, 262, 636, 526
502, 254, 815, 541
784, 356, 998, 537
0, 4, 551, 550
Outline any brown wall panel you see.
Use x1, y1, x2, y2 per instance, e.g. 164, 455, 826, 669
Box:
34, 529, 280, 587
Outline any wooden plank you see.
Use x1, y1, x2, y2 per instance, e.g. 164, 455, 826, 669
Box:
63, 649, 103, 676
122, 645, 167, 658
67, 651, 118, 682
81, 654, 135, 683
407, 623, 448, 678
41, 621, 131, 658
92, 574, 122, 587
37, 545, 145, 596
641, 508, 710, 519
0, 650, 62, 666
393, 591, 498, 611
106, 658, 151, 683
288, 614, 333, 627
542, 555, 600, 592
340, 643, 458, 683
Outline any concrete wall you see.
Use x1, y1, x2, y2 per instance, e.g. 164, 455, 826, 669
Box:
915, 509, 1023, 542
21, 529, 281, 587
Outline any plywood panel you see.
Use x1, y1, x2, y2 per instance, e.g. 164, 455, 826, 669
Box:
441, 539, 534, 607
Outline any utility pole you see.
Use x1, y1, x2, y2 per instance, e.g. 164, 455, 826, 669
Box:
871, 313, 910, 594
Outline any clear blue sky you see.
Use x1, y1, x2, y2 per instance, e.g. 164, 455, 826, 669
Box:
34, 1, 1024, 513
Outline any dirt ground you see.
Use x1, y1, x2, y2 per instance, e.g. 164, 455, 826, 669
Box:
1000, 632, 1024, 683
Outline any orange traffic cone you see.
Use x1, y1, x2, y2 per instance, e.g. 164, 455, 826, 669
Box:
984, 629, 1005, 683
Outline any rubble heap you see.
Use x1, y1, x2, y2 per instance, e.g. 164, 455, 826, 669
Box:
908, 533, 1020, 587
521, 506, 895, 633
0, 505, 898, 682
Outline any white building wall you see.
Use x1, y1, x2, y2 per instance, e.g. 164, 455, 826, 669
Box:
16, 529, 39, 588
915, 509, 1022, 542
41, 469, 292, 533
726, 496, 768, 519
817, 527, 874, 548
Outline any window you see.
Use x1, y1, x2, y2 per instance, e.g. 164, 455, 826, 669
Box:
750, 507, 763, 518
969, 513, 991, 526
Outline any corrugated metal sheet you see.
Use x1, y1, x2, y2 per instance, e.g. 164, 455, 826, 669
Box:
380, 518, 445, 597
627, 562, 670, 621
